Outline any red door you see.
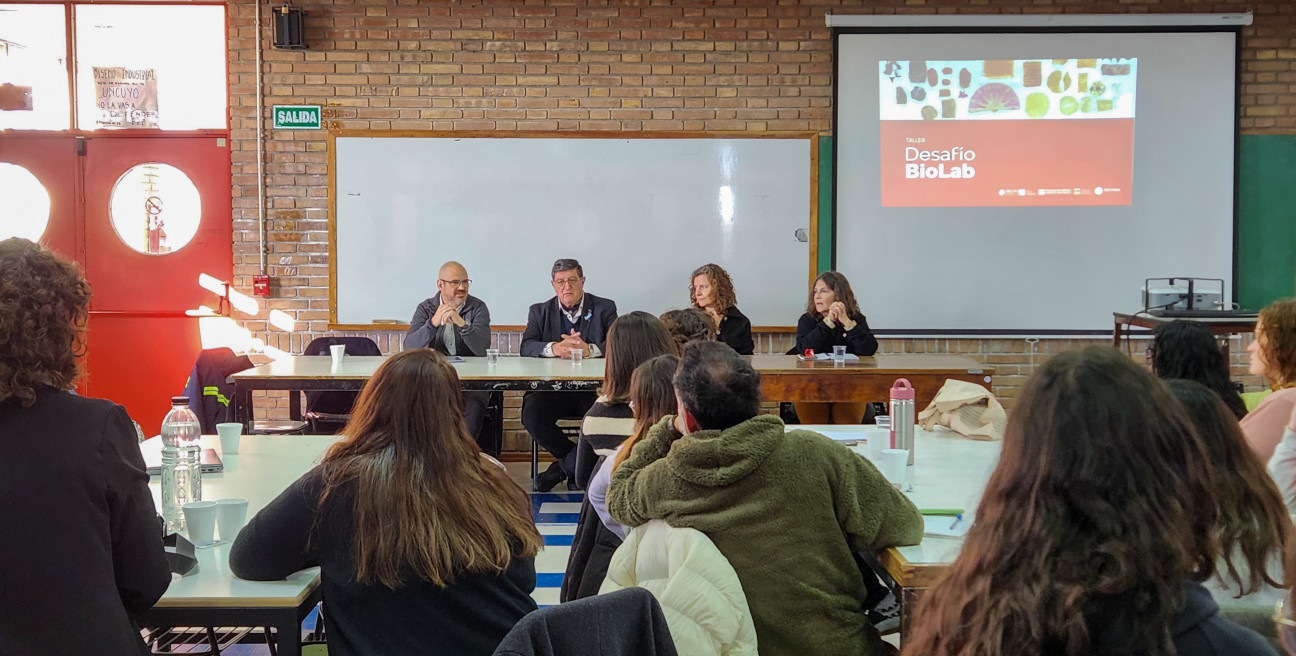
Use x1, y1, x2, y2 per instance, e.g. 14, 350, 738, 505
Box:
0, 135, 80, 260
81, 135, 232, 435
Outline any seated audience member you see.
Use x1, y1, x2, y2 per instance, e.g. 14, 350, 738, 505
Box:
230, 349, 542, 656
1166, 380, 1289, 609
519, 258, 618, 491
404, 260, 495, 452
1266, 402, 1296, 515
1151, 321, 1248, 420
0, 238, 171, 656
902, 347, 1276, 656
794, 271, 879, 424
564, 354, 681, 600
609, 341, 922, 656
660, 307, 717, 350
1242, 299, 1296, 462
690, 263, 754, 355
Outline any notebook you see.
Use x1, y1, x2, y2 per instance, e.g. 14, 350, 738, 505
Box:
143, 448, 224, 476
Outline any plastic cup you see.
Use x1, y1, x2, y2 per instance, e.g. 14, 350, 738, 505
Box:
486, 348, 500, 365
833, 345, 847, 360
329, 344, 345, 366
215, 498, 249, 542
880, 449, 909, 487
570, 348, 583, 363
216, 422, 242, 455
863, 426, 889, 460
182, 501, 218, 547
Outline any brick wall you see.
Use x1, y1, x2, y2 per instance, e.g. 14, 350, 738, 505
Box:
225, 0, 1293, 448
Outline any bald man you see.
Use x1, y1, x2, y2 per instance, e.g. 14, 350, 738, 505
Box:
405, 261, 494, 451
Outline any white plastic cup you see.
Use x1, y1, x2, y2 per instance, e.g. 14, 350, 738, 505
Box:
486, 348, 500, 365
215, 498, 249, 542
833, 345, 847, 360
880, 449, 909, 487
182, 501, 218, 547
863, 426, 889, 460
570, 348, 583, 363
216, 422, 242, 455
329, 344, 345, 366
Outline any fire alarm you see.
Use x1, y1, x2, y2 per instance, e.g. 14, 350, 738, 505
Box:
253, 275, 271, 297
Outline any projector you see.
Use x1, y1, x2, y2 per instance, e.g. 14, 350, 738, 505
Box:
1142, 278, 1224, 313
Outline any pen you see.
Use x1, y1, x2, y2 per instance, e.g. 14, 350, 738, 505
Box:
949, 514, 964, 531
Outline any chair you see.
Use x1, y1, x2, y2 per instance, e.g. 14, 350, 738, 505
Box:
183, 348, 307, 436
302, 336, 382, 434
492, 587, 678, 656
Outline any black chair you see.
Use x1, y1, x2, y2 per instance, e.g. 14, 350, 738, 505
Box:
183, 347, 307, 436
302, 336, 382, 434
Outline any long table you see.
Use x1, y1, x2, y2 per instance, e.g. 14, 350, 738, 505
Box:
141, 434, 340, 656
1112, 311, 1257, 358
230, 354, 993, 431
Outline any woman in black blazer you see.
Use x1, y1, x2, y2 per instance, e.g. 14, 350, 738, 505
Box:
690, 263, 755, 355
793, 271, 879, 424
0, 238, 170, 656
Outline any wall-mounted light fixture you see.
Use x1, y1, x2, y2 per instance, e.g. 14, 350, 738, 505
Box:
273, 3, 308, 50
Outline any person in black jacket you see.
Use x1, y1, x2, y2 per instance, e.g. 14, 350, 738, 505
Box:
689, 263, 754, 355
793, 271, 879, 424
0, 237, 171, 656
231, 348, 542, 656
520, 258, 618, 491
902, 347, 1277, 656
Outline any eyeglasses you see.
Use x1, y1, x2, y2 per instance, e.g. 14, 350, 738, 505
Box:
439, 279, 471, 288
1274, 597, 1296, 654
552, 277, 584, 288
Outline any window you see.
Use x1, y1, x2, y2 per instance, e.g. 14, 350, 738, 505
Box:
109, 163, 201, 254
0, 163, 52, 240
0, 4, 71, 130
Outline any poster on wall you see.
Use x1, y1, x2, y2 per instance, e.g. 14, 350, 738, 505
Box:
93, 66, 159, 128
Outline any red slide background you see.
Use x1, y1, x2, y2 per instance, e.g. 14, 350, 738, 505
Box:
879, 118, 1134, 207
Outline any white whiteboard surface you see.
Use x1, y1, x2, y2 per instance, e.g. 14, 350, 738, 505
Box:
331, 135, 815, 328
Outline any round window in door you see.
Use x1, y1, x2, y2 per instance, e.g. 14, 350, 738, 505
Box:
108, 163, 201, 255
0, 163, 52, 242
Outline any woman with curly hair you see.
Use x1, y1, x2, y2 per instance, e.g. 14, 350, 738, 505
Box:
659, 307, 716, 350
690, 263, 754, 355
902, 347, 1274, 656
1241, 299, 1296, 462
1150, 320, 1247, 419
0, 238, 170, 655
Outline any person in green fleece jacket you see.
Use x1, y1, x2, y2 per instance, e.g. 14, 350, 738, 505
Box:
608, 341, 924, 656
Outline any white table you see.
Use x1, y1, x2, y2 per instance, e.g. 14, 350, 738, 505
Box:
141, 434, 341, 656
803, 424, 1001, 639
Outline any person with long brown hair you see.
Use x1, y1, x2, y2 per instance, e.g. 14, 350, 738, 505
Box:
902, 347, 1274, 656
690, 263, 754, 354
0, 238, 171, 656
794, 271, 879, 424
1242, 299, 1296, 461
1166, 379, 1289, 605
230, 348, 543, 656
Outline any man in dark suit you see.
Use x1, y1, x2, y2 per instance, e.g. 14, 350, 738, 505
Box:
521, 258, 618, 491
405, 261, 497, 454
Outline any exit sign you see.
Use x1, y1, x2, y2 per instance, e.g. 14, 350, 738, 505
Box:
273, 105, 321, 129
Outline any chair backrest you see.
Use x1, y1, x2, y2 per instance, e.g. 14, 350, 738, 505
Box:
183, 347, 255, 433
492, 587, 678, 656
302, 336, 382, 416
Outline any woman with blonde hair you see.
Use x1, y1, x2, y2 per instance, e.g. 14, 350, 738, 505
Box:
690, 263, 754, 354
1241, 299, 1296, 462
231, 349, 543, 655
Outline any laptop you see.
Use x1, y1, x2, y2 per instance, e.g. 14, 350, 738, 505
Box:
143, 448, 224, 476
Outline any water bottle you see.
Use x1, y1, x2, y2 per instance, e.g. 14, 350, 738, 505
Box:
889, 378, 916, 466
161, 396, 202, 534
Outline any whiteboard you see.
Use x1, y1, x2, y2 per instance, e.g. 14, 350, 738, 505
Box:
330, 134, 815, 328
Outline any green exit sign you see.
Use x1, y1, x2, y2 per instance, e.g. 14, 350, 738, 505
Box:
273, 105, 321, 129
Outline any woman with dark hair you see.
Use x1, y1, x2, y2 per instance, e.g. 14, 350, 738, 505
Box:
1151, 321, 1247, 420
794, 271, 879, 424
569, 311, 678, 490
230, 349, 543, 656
690, 263, 754, 354
563, 355, 680, 601
0, 238, 171, 656
1165, 379, 1289, 605
902, 347, 1274, 656
1241, 299, 1296, 462
660, 307, 717, 350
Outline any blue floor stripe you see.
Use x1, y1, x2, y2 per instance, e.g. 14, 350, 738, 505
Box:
536, 572, 565, 588
535, 513, 580, 524
542, 534, 574, 547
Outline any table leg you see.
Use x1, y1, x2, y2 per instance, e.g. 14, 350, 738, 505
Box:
899, 585, 925, 645
236, 385, 254, 433
289, 389, 302, 422
274, 616, 302, 656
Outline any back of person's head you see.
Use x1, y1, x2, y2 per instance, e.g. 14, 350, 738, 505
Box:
903, 346, 1218, 656
1258, 299, 1296, 387
1164, 378, 1290, 595
0, 238, 91, 406
659, 308, 717, 350
674, 341, 761, 431
1152, 321, 1246, 419
805, 271, 861, 317
602, 311, 677, 402
323, 349, 541, 589
612, 354, 681, 472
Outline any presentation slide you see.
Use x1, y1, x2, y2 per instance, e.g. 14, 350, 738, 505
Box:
879, 58, 1138, 207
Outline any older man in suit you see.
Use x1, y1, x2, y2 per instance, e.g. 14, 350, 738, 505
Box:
521, 258, 618, 491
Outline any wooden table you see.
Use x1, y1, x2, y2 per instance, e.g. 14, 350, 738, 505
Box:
230, 354, 993, 431
1112, 312, 1257, 357
810, 424, 1001, 641
141, 434, 341, 656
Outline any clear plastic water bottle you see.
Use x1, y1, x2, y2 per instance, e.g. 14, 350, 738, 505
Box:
161, 396, 202, 534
